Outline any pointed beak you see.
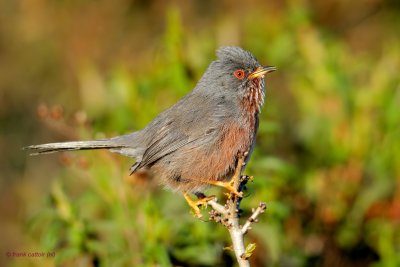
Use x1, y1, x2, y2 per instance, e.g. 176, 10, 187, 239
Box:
248, 66, 277, 80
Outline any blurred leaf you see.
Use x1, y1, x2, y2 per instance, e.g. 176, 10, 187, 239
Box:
242, 243, 257, 260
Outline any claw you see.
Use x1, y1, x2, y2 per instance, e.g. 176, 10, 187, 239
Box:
184, 193, 216, 218
212, 180, 243, 198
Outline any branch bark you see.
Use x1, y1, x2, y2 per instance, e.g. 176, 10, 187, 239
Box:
206, 153, 267, 267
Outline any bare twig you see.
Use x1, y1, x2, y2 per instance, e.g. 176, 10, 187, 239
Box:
242, 202, 267, 235
205, 152, 267, 267
208, 199, 228, 215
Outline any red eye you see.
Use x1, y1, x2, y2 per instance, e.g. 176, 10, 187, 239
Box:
233, 69, 245, 80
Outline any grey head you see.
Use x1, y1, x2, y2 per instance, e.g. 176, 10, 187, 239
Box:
194, 46, 276, 112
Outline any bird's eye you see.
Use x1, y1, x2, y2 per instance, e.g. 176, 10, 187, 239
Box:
233, 69, 245, 80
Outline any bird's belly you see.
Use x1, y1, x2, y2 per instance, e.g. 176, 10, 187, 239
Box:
177, 121, 255, 183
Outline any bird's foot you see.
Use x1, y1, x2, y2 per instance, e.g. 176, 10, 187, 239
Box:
183, 193, 216, 218
209, 180, 243, 198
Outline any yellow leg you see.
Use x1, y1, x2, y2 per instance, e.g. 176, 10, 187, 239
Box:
207, 155, 245, 197
183, 192, 216, 218
208, 180, 243, 197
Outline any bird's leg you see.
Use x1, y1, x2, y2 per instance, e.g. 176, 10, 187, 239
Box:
183, 192, 216, 218
207, 156, 245, 198
210, 180, 243, 198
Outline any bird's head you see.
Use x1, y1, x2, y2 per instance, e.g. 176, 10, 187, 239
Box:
197, 46, 276, 113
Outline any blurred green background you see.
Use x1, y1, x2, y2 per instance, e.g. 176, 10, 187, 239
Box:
1, 0, 399, 266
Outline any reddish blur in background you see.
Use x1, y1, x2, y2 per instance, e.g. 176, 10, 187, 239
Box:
1, 0, 399, 266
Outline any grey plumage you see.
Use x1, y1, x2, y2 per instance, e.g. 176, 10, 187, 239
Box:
24, 131, 144, 158
25, 46, 272, 193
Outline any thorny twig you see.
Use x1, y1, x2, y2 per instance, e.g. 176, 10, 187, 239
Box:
205, 152, 267, 267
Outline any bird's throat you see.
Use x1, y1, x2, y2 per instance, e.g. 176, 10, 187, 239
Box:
242, 78, 265, 114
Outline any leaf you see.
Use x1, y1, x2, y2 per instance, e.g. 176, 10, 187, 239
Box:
223, 246, 234, 252
242, 243, 257, 260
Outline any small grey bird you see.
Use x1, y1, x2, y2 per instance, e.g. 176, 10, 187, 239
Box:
25, 46, 276, 216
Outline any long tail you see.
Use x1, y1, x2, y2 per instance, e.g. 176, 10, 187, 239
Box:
24, 140, 123, 155
24, 132, 143, 158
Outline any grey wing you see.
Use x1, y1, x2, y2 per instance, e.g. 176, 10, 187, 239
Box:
134, 121, 190, 170
131, 92, 230, 172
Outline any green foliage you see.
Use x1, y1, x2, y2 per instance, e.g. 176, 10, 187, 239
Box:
243, 243, 257, 260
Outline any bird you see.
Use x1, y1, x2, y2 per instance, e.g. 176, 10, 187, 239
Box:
25, 46, 276, 217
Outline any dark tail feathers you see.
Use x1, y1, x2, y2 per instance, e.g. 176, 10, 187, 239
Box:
24, 140, 125, 155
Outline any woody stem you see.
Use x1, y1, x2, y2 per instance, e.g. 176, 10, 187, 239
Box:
227, 156, 249, 267
206, 152, 266, 267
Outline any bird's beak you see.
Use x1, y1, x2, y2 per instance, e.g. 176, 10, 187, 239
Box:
248, 66, 277, 80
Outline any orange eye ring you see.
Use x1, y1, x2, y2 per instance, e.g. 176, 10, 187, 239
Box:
233, 69, 245, 80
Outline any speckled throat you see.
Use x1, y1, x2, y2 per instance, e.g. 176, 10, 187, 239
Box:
243, 77, 265, 113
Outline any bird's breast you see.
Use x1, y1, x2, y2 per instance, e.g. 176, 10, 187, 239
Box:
169, 110, 259, 184
186, 115, 257, 181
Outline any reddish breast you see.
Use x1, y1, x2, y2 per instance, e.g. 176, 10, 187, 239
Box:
178, 115, 257, 183
178, 77, 263, 183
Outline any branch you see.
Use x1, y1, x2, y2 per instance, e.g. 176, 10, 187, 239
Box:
242, 202, 267, 235
208, 200, 228, 215
204, 152, 267, 267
